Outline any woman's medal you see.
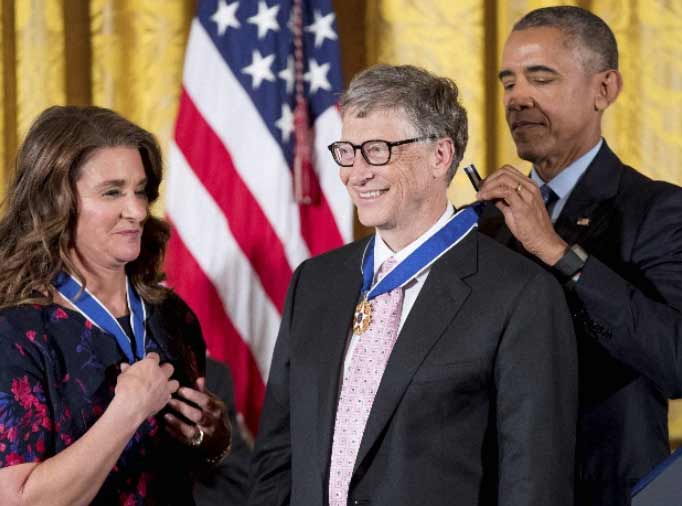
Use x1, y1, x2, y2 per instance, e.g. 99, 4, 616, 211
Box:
53, 272, 147, 363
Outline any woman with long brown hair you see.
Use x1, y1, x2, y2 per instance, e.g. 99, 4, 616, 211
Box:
0, 105, 231, 505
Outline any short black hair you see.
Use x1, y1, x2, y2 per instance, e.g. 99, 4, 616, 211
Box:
513, 6, 618, 72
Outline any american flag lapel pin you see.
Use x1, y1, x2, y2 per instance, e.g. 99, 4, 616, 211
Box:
577, 217, 590, 226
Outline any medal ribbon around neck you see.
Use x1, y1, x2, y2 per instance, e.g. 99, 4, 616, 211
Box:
53, 272, 147, 363
353, 206, 479, 335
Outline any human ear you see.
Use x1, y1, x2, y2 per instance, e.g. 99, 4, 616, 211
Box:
595, 69, 623, 111
432, 137, 454, 179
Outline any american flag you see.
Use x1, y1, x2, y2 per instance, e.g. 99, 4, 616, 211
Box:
164, 0, 352, 434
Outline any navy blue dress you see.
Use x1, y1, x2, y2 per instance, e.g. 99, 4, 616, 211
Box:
0, 292, 206, 505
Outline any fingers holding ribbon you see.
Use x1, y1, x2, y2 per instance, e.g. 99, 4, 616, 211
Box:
115, 353, 179, 421
164, 377, 232, 463
477, 164, 567, 265
478, 164, 535, 205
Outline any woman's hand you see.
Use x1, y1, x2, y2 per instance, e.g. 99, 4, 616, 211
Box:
114, 352, 180, 425
163, 378, 232, 460
0, 352, 181, 506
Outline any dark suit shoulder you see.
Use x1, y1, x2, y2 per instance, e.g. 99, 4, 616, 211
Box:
296, 236, 369, 275
475, 230, 556, 285
616, 162, 682, 209
607, 162, 682, 262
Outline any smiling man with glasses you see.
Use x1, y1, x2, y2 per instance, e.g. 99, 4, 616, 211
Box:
250, 64, 578, 506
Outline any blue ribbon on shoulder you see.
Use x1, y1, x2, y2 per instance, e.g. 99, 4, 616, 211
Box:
360, 206, 479, 299
53, 272, 147, 363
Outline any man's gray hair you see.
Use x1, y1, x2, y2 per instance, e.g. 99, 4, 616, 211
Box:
340, 64, 468, 182
513, 6, 618, 73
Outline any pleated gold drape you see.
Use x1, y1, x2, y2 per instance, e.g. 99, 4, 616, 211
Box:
366, 0, 487, 207
0, 0, 194, 205
3, 0, 682, 442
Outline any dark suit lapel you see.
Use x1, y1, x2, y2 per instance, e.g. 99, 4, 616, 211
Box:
316, 240, 366, 475
554, 142, 622, 246
352, 230, 478, 474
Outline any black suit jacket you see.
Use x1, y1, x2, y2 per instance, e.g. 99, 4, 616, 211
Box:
249, 228, 577, 506
479, 141, 682, 506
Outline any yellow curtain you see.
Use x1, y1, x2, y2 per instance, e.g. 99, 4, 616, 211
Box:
594, 1, 682, 184
366, 0, 486, 206
0, 0, 193, 205
366, 0, 682, 442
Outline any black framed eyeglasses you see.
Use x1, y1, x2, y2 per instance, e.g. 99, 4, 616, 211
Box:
327, 136, 437, 167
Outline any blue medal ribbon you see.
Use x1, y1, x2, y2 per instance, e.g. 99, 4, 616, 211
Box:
53, 272, 147, 363
360, 206, 479, 299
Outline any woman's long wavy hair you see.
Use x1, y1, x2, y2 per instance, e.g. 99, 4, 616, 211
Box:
0, 105, 171, 307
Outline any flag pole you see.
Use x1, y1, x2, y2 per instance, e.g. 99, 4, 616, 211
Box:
292, 0, 317, 205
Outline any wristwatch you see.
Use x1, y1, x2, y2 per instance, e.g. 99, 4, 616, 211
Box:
552, 244, 588, 285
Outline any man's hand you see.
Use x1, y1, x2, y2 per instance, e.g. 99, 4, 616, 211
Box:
164, 378, 232, 459
477, 165, 567, 266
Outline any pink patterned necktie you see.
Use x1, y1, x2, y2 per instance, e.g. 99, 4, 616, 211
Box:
328, 256, 404, 506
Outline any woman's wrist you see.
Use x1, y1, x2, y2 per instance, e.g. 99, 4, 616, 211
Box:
109, 392, 149, 432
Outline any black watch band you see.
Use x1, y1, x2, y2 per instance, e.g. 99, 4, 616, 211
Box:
552, 244, 588, 281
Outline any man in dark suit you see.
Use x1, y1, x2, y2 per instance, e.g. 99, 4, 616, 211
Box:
250, 64, 577, 506
478, 6, 682, 505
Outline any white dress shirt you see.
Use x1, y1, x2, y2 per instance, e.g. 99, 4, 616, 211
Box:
343, 205, 456, 376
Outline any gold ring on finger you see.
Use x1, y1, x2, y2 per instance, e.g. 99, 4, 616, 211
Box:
515, 183, 523, 194
190, 426, 205, 447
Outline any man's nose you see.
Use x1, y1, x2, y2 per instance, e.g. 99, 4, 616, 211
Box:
346, 153, 376, 184
505, 82, 534, 111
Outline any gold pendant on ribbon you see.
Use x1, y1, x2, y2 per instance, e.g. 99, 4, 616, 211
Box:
353, 298, 372, 335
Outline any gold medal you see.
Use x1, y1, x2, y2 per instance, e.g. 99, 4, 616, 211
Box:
353, 298, 372, 335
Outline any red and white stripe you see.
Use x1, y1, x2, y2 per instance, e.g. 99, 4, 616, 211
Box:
165, 19, 351, 433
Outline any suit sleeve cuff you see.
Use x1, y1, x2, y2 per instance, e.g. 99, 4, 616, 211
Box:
573, 255, 630, 343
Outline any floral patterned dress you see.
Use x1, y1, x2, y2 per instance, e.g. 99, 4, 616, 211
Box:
0, 293, 206, 505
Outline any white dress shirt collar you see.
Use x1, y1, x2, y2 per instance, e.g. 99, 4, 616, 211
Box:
373, 204, 455, 279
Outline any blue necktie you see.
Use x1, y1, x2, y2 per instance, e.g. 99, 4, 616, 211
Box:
540, 184, 559, 216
